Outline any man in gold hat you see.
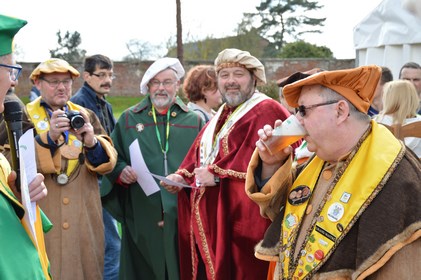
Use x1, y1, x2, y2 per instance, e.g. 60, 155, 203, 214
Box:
27, 58, 117, 280
162, 48, 298, 279
0, 14, 51, 279
246, 65, 421, 279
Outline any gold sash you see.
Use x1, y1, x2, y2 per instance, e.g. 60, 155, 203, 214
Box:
280, 122, 402, 279
27, 98, 83, 176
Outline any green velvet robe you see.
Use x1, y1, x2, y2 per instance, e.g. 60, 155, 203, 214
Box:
0, 154, 52, 280
101, 96, 204, 280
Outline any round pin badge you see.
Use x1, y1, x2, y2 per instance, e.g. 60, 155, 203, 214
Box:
288, 185, 312, 205
57, 173, 69, 185
136, 123, 144, 132
73, 140, 82, 148
314, 250, 324, 261
37, 121, 48, 130
306, 254, 315, 263
327, 202, 345, 222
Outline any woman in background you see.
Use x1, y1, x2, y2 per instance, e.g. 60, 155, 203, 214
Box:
374, 80, 421, 157
183, 65, 222, 123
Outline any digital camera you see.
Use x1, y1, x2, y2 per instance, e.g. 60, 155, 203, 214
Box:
65, 110, 85, 129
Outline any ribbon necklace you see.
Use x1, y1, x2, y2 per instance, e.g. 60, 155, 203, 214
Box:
152, 106, 170, 175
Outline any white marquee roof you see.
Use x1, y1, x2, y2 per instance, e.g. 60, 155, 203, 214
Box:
354, 0, 421, 50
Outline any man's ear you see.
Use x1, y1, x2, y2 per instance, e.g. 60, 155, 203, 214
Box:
82, 71, 90, 80
336, 100, 350, 122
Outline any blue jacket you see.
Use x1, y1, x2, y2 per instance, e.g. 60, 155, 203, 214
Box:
71, 82, 116, 135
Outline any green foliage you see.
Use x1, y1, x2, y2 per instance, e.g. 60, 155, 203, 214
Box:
20, 96, 30, 104
257, 81, 279, 101
50, 31, 86, 63
278, 41, 333, 58
253, 0, 325, 56
107, 96, 143, 119
166, 29, 269, 60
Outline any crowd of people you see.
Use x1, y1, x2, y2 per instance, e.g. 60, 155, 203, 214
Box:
0, 12, 420, 280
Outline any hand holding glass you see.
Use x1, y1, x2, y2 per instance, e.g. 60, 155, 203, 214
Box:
260, 115, 307, 155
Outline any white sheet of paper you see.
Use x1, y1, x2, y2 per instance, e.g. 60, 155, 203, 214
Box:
147, 172, 199, 189
18, 129, 37, 244
129, 139, 160, 196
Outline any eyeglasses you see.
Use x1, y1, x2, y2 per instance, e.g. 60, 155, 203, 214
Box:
149, 80, 176, 89
295, 100, 339, 117
0, 63, 22, 81
40, 77, 73, 88
91, 72, 116, 80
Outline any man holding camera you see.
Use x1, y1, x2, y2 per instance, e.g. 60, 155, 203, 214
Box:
26, 58, 117, 280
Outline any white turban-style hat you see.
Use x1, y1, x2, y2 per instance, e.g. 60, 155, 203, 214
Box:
140, 57, 185, 95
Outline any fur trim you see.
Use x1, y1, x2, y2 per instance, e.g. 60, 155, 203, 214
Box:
355, 222, 421, 279
254, 240, 279, 261
313, 269, 353, 280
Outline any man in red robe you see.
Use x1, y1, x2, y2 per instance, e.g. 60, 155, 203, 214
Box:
162, 48, 300, 280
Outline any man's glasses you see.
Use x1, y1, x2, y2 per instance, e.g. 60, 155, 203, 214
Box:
91, 72, 116, 80
149, 80, 176, 89
40, 77, 73, 88
295, 100, 339, 117
0, 63, 22, 81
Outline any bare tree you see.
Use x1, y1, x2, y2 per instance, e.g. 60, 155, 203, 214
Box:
124, 39, 161, 61
176, 0, 184, 65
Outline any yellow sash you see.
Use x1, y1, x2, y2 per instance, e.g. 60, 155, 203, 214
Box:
280, 122, 403, 279
26, 98, 83, 176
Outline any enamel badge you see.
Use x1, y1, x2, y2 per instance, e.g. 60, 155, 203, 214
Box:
288, 185, 312, 205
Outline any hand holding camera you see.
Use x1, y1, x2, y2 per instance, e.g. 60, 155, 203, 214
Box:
63, 110, 85, 129
49, 109, 96, 147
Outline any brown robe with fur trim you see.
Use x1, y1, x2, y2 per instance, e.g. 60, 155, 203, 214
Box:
246, 145, 421, 279
29, 104, 117, 280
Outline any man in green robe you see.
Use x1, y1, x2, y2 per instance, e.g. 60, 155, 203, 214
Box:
101, 57, 204, 280
0, 14, 51, 279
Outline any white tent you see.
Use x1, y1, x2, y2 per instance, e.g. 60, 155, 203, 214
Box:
354, 0, 421, 78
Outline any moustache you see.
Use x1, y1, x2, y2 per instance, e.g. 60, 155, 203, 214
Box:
101, 83, 112, 88
225, 84, 240, 90
154, 90, 169, 96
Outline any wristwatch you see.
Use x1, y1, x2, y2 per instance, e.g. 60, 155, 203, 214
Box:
214, 176, 220, 184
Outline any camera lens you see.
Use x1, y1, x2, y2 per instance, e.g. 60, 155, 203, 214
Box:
70, 115, 85, 129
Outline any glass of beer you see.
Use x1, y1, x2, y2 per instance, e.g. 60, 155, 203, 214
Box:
260, 114, 307, 155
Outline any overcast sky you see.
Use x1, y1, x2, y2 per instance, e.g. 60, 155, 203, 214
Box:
3, 0, 383, 62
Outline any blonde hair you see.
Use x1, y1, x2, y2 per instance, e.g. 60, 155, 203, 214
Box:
377, 80, 420, 124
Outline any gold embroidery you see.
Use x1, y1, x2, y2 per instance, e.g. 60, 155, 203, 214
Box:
177, 168, 195, 178
210, 164, 246, 180
193, 188, 215, 279
221, 125, 234, 156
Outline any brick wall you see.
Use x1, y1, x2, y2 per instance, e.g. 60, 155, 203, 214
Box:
15, 59, 355, 99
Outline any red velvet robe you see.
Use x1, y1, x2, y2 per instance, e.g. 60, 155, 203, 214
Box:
177, 98, 301, 280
